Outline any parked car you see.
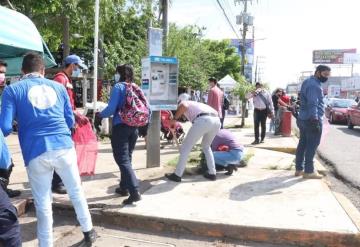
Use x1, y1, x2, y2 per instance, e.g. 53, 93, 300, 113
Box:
347, 102, 360, 129
325, 98, 357, 124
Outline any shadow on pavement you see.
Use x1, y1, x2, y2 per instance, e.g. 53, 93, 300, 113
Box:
337, 126, 360, 137
229, 175, 304, 201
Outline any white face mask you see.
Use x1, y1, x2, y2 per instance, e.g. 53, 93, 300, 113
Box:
114, 73, 120, 83
72, 67, 81, 77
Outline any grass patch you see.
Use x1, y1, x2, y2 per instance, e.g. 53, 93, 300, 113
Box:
166, 145, 202, 168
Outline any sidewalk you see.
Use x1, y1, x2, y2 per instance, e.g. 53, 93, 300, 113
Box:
7, 116, 360, 246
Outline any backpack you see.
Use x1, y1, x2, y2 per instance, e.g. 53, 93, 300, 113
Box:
223, 95, 230, 110
119, 82, 150, 127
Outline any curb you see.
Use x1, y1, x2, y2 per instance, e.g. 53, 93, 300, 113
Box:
54, 204, 360, 247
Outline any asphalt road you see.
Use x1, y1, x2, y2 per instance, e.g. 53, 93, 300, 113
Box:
318, 123, 360, 188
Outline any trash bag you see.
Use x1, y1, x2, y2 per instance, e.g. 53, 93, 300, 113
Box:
72, 122, 98, 176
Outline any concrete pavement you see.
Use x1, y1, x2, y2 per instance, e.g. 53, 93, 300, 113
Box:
6, 116, 360, 246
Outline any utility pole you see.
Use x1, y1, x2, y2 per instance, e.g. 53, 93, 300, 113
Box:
240, 0, 248, 77
162, 0, 169, 54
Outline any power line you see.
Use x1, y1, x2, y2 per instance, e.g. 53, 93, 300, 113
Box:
215, 0, 241, 39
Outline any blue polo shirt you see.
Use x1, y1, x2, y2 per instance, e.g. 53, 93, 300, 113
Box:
298, 76, 325, 121
0, 129, 11, 169
99, 82, 126, 126
0, 76, 75, 166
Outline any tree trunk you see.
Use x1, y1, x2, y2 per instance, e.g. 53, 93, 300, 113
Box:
240, 100, 247, 128
62, 15, 70, 61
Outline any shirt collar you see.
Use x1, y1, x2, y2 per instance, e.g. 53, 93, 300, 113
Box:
21, 72, 44, 80
310, 75, 321, 84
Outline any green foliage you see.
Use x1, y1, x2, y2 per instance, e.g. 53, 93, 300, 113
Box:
233, 75, 254, 101
8, 2, 241, 86
167, 24, 241, 90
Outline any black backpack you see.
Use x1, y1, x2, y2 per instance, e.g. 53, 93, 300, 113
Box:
223, 96, 230, 110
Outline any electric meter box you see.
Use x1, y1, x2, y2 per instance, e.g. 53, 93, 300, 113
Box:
141, 56, 179, 111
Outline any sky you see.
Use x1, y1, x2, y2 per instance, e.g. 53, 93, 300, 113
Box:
169, 0, 360, 89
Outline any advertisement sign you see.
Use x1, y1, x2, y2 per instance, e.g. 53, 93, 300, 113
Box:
141, 56, 178, 110
148, 28, 163, 56
343, 53, 360, 64
341, 77, 360, 91
328, 85, 341, 97
230, 39, 254, 81
312, 49, 357, 64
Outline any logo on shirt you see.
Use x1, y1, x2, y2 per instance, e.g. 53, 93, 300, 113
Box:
28, 85, 57, 109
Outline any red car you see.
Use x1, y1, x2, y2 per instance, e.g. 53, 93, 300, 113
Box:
347, 102, 360, 129
325, 98, 357, 124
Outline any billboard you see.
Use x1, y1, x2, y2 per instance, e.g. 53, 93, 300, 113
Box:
230, 39, 254, 82
312, 49, 356, 64
148, 27, 163, 56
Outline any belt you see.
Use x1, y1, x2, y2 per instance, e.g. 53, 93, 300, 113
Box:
193, 113, 218, 123
255, 108, 267, 111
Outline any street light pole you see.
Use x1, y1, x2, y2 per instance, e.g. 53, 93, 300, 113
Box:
240, 0, 248, 77
92, 0, 100, 123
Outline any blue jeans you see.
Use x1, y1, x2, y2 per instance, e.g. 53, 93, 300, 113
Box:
295, 119, 322, 173
213, 149, 244, 167
111, 124, 139, 194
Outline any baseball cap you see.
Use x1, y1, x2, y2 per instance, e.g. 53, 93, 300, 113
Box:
64, 54, 88, 69
177, 93, 190, 104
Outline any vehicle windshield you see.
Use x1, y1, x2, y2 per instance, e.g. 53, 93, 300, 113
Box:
332, 99, 357, 108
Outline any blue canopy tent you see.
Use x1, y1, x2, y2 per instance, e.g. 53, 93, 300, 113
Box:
0, 6, 56, 76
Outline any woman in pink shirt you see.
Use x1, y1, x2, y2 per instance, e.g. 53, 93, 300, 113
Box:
165, 94, 221, 182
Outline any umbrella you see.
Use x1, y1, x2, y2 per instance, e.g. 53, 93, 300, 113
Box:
0, 6, 56, 76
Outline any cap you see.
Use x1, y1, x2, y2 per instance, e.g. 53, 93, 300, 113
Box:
177, 93, 190, 104
64, 55, 88, 69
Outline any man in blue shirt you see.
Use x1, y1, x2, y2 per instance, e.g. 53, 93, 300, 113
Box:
0, 53, 96, 246
295, 65, 330, 179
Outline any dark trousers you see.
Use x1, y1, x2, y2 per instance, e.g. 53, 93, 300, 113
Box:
254, 109, 267, 141
295, 119, 322, 173
0, 186, 21, 247
220, 108, 225, 129
52, 171, 63, 188
111, 124, 139, 195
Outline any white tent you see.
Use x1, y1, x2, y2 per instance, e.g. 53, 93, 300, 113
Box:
218, 75, 237, 90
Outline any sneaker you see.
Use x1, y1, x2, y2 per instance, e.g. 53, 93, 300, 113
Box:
78, 229, 97, 247
225, 164, 238, 176
251, 140, 260, 145
123, 192, 141, 205
52, 185, 67, 194
115, 187, 129, 197
203, 172, 216, 181
165, 173, 182, 182
6, 188, 21, 198
294, 170, 304, 177
303, 172, 323, 179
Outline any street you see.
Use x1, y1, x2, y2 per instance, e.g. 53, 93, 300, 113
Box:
318, 123, 360, 188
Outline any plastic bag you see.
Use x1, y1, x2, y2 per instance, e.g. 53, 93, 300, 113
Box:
72, 122, 98, 176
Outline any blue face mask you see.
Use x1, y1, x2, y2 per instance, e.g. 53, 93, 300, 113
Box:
72, 67, 80, 77
114, 73, 120, 83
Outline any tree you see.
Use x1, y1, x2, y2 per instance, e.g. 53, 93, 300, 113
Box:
233, 76, 255, 127
167, 24, 241, 90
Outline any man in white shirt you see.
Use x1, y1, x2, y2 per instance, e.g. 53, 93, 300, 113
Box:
247, 82, 274, 144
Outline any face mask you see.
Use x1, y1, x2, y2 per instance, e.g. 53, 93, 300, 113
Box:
0, 73, 5, 86
114, 73, 120, 83
72, 67, 80, 77
318, 75, 328, 83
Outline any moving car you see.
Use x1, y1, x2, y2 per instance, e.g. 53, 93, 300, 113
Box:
325, 98, 357, 124
347, 102, 360, 129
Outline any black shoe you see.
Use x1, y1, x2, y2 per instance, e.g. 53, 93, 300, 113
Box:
78, 229, 97, 247
165, 173, 182, 182
260, 139, 265, 143
115, 187, 129, 197
203, 172, 216, 181
251, 140, 260, 145
52, 185, 67, 194
6, 188, 21, 198
225, 164, 238, 176
123, 192, 141, 205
